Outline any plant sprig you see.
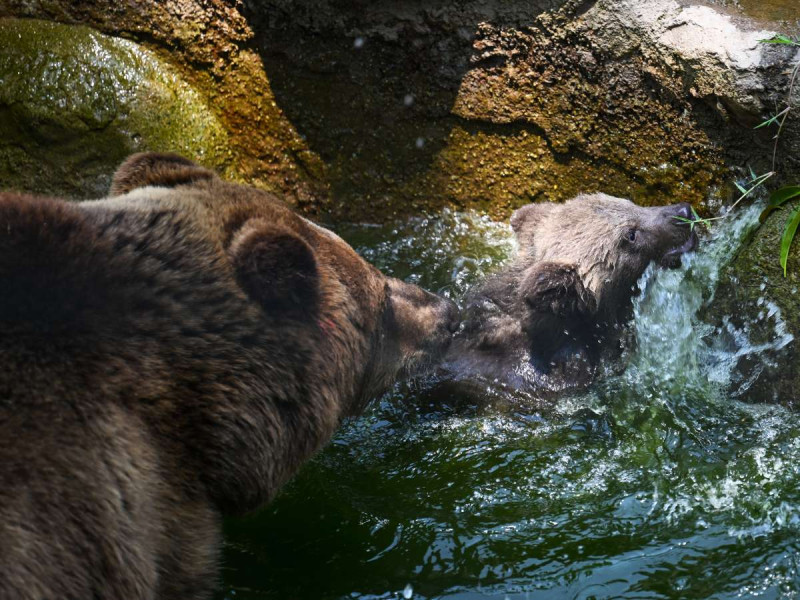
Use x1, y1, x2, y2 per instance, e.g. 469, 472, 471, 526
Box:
756, 35, 800, 172
672, 171, 774, 230
759, 34, 800, 46
753, 34, 800, 275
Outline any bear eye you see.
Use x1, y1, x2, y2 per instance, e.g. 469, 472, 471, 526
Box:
626, 229, 637, 243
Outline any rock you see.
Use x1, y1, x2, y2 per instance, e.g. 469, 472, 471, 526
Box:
0, 18, 229, 199
236, 0, 799, 219
0, 0, 797, 220
706, 203, 800, 407
0, 1, 327, 212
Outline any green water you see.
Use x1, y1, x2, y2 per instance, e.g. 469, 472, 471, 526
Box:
219, 208, 800, 599
707, 0, 799, 23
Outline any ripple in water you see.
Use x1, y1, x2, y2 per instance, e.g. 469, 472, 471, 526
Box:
221, 206, 800, 600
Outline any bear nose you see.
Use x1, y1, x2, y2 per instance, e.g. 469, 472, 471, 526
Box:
674, 203, 692, 222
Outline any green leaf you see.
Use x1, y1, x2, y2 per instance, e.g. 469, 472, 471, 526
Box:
755, 107, 790, 130
759, 186, 800, 223
759, 34, 799, 45
673, 209, 711, 232
755, 114, 781, 129
770, 185, 800, 206
781, 206, 800, 276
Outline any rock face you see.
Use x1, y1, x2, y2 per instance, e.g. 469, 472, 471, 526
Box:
0, 0, 797, 221
239, 0, 799, 218
0, 1, 327, 210
0, 18, 229, 199
707, 203, 800, 407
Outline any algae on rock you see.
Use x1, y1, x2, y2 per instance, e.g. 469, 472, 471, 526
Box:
0, 0, 797, 221
706, 203, 800, 406
0, 18, 230, 198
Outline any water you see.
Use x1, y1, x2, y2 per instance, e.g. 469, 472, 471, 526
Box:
219, 206, 800, 599
705, 0, 799, 24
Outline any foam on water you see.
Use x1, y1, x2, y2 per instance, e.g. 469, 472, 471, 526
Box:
622, 203, 793, 397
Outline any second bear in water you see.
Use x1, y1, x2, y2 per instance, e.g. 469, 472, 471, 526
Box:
446, 193, 698, 394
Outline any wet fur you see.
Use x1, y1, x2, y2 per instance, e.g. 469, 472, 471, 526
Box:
0, 153, 457, 599
446, 193, 695, 393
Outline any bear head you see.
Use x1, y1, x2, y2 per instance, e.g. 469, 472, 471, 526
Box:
0, 152, 460, 517
511, 193, 697, 324
447, 193, 697, 393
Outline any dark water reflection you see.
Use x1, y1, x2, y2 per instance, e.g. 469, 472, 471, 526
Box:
219, 209, 800, 599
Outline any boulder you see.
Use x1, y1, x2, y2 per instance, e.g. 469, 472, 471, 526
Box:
706, 202, 800, 407
0, 0, 797, 220
0, 1, 327, 211
0, 18, 229, 198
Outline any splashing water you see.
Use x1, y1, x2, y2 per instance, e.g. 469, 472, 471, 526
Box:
220, 206, 800, 600
623, 204, 792, 396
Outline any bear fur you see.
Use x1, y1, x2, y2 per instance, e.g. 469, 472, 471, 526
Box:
445, 193, 697, 393
0, 153, 459, 599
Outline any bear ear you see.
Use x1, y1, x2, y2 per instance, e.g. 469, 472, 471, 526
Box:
110, 152, 216, 196
521, 262, 597, 318
228, 219, 320, 319
510, 203, 554, 234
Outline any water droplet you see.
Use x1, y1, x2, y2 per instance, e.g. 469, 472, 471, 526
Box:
403, 584, 413, 599
353, 37, 364, 49
404, 94, 414, 106
415, 137, 425, 149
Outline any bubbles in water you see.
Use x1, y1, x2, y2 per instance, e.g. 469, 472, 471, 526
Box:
225, 205, 800, 600
624, 203, 792, 396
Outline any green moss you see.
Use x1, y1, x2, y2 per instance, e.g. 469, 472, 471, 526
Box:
706, 202, 800, 406
0, 18, 230, 198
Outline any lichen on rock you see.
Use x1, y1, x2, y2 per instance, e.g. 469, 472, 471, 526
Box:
0, 18, 231, 198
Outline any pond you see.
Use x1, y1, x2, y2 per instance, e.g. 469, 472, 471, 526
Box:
218, 204, 800, 599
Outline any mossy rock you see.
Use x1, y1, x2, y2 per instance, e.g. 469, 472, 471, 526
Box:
706, 203, 800, 406
0, 18, 231, 199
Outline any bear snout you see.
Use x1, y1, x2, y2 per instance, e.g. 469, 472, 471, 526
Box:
664, 202, 694, 225
675, 202, 692, 222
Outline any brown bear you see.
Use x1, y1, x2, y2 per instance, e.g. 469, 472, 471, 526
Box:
0, 152, 459, 599
444, 193, 698, 394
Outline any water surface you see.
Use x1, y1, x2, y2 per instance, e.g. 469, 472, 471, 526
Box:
219, 207, 800, 599
705, 0, 799, 24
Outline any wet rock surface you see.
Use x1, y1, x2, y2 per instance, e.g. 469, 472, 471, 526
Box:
0, 0, 797, 220
241, 0, 798, 219
707, 202, 800, 407
0, 18, 229, 199
0, 1, 327, 209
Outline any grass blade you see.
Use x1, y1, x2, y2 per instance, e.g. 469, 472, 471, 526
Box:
780, 205, 800, 276
755, 114, 780, 129
759, 186, 800, 222
759, 34, 799, 45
